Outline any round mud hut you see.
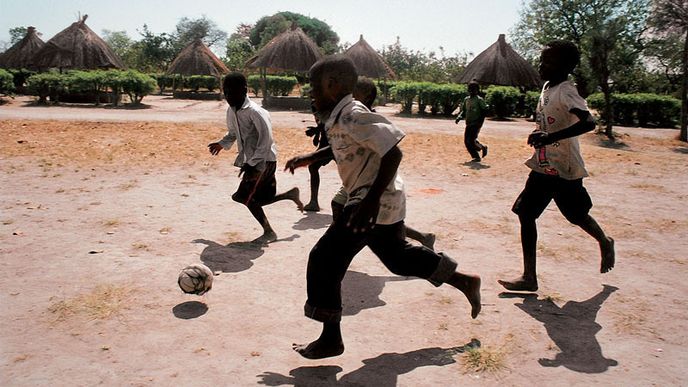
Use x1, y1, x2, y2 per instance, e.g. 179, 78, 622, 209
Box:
166, 39, 229, 99
344, 35, 395, 79
0, 26, 45, 69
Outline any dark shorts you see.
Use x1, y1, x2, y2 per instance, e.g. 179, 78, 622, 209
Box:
233, 161, 277, 205
512, 171, 592, 223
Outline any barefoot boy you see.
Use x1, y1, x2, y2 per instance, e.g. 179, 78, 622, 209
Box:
498, 41, 615, 292
289, 56, 481, 359
455, 81, 489, 162
208, 72, 302, 244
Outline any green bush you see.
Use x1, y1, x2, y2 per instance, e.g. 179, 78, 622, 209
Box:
119, 70, 157, 105
485, 85, 521, 118
391, 82, 420, 114
247, 75, 298, 97
523, 91, 540, 119
149, 73, 179, 93
587, 92, 680, 128
433, 83, 468, 116
25, 72, 66, 103
0, 69, 15, 96
376, 80, 396, 103
185, 75, 219, 92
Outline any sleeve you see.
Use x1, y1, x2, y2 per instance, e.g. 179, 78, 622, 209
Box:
562, 83, 588, 113
245, 110, 272, 169
346, 110, 405, 156
218, 109, 237, 150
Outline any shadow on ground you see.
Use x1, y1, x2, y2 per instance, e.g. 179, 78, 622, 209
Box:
292, 212, 332, 230
257, 339, 480, 386
500, 284, 619, 373
342, 270, 412, 316
193, 239, 265, 273
172, 301, 208, 319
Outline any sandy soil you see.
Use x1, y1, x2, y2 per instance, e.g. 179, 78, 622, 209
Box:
1, 95, 687, 386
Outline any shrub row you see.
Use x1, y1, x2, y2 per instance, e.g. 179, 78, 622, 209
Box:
586, 92, 680, 128
0, 69, 14, 95
25, 70, 156, 105
149, 74, 220, 93
247, 75, 298, 97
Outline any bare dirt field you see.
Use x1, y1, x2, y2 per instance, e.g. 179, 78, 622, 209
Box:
1, 95, 687, 386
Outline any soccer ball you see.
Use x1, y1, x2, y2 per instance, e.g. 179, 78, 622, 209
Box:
178, 263, 213, 295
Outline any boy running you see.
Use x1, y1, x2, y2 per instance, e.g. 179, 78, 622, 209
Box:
455, 81, 489, 162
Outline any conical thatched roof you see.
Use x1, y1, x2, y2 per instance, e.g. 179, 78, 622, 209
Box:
457, 34, 541, 89
344, 35, 395, 79
245, 27, 322, 72
166, 39, 229, 77
0, 27, 45, 69
32, 15, 124, 70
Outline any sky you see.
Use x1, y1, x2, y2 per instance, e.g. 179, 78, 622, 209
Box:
0, 0, 522, 57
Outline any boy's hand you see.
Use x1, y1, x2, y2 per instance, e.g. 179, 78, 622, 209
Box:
208, 142, 223, 155
527, 131, 550, 148
346, 198, 380, 233
284, 156, 310, 174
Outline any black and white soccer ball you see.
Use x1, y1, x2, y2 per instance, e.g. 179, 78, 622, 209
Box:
178, 263, 213, 295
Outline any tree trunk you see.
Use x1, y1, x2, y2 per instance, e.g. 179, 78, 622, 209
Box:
601, 80, 614, 140
680, 27, 688, 142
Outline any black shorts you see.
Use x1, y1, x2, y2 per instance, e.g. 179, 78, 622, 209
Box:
512, 171, 592, 223
233, 161, 277, 205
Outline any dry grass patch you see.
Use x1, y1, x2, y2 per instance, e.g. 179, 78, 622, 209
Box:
48, 284, 135, 322
461, 345, 508, 374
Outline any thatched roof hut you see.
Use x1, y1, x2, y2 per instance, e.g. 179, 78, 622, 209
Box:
344, 35, 395, 79
32, 15, 124, 70
245, 26, 322, 72
457, 34, 541, 89
0, 27, 45, 69
166, 39, 229, 77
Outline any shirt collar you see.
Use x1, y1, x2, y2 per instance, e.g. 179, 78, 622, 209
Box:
232, 95, 251, 111
325, 94, 353, 129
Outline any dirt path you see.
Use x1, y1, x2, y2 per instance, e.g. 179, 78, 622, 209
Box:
1, 96, 687, 386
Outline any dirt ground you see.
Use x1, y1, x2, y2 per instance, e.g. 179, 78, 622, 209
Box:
1, 95, 687, 386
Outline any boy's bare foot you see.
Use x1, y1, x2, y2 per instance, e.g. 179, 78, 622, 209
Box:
422, 233, 436, 250
600, 237, 615, 273
447, 272, 481, 319
285, 187, 304, 212
252, 231, 277, 245
304, 202, 320, 212
497, 277, 538, 292
292, 339, 344, 359
482, 146, 488, 158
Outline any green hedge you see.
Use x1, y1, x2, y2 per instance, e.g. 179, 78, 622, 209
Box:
0, 69, 15, 95
587, 92, 680, 128
247, 75, 298, 97
390, 81, 468, 116
484, 85, 521, 119
25, 70, 156, 105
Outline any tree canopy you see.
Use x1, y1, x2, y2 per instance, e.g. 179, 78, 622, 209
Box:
249, 12, 339, 54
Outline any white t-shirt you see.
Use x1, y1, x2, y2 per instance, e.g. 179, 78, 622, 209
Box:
325, 94, 406, 225
525, 81, 589, 180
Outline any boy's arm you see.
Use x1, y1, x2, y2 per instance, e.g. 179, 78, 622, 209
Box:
455, 99, 466, 123
347, 145, 402, 233
528, 108, 595, 147
284, 146, 334, 174
208, 115, 237, 155
244, 112, 272, 170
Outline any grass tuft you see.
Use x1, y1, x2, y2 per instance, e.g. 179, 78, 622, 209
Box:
48, 284, 134, 322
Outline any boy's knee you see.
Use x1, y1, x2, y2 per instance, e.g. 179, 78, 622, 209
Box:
231, 191, 245, 204
564, 212, 588, 226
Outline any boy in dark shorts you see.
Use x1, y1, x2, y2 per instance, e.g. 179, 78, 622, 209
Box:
455, 81, 489, 162
287, 56, 481, 359
498, 41, 615, 292
303, 105, 331, 212
208, 72, 303, 245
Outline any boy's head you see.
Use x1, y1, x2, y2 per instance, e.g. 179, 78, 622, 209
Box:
467, 81, 480, 96
353, 76, 377, 110
223, 72, 248, 108
539, 40, 580, 82
309, 55, 358, 113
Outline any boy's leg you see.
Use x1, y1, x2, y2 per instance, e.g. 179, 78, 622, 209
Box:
232, 169, 278, 243
367, 222, 481, 318
464, 125, 481, 161
252, 162, 303, 211
404, 225, 436, 250
554, 181, 615, 273
475, 122, 488, 158
294, 208, 367, 359
305, 163, 321, 211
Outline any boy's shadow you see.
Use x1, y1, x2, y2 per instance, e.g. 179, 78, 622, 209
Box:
462, 161, 491, 170
257, 339, 480, 386
292, 212, 333, 230
193, 239, 265, 273
341, 270, 410, 316
500, 284, 619, 373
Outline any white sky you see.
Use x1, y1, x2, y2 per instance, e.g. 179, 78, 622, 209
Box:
0, 0, 522, 57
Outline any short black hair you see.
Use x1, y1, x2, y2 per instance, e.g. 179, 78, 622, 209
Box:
309, 55, 358, 93
544, 40, 580, 74
223, 72, 247, 91
468, 80, 480, 92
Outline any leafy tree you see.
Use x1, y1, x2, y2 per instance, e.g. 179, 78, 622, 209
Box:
9, 27, 28, 45
249, 12, 339, 54
102, 30, 137, 69
224, 33, 255, 71
381, 37, 467, 83
132, 24, 175, 73
513, 0, 649, 139
171, 16, 228, 55
648, 0, 688, 141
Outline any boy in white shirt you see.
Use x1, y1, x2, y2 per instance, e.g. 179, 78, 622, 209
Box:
208, 72, 302, 245
498, 41, 615, 292
287, 56, 481, 359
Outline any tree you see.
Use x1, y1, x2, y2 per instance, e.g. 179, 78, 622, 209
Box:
648, 0, 688, 141
513, 0, 649, 140
102, 30, 137, 69
171, 16, 228, 55
381, 37, 467, 83
133, 24, 175, 73
249, 12, 339, 54
9, 27, 28, 45
224, 28, 255, 71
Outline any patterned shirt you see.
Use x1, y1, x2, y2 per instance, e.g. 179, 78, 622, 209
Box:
218, 96, 277, 170
525, 81, 589, 180
325, 94, 407, 225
